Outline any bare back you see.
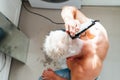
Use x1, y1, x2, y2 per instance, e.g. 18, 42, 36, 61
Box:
62, 6, 109, 80
66, 22, 109, 80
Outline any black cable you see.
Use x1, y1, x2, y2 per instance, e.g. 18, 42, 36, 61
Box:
22, 2, 64, 25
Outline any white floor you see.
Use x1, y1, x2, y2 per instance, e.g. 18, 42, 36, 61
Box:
9, 3, 120, 80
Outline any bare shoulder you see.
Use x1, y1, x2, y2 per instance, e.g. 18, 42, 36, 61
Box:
81, 22, 109, 61
92, 22, 109, 61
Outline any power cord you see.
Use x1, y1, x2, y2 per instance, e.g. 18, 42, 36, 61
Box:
22, 1, 64, 25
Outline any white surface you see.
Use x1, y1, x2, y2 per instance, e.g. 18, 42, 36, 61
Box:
82, 0, 120, 6
28, 0, 120, 8
0, 53, 5, 71
0, 0, 22, 26
28, 0, 81, 9
0, 0, 22, 80
0, 54, 11, 80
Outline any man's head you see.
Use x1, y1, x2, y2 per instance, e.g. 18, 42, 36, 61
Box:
43, 30, 83, 60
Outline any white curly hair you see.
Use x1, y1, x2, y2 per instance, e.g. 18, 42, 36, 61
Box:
43, 30, 83, 60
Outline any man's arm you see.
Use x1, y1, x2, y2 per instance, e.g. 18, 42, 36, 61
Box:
61, 6, 109, 61
61, 6, 76, 22
61, 6, 92, 37
61, 6, 80, 36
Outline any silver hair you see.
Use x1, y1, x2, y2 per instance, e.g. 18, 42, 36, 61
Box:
43, 30, 83, 60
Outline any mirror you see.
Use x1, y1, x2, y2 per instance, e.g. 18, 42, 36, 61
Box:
0, 12, 29, 63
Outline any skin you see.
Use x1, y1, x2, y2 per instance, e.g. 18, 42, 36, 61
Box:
42, 6, 109, 80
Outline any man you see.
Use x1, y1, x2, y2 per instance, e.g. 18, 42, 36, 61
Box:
41, 6, 109, 80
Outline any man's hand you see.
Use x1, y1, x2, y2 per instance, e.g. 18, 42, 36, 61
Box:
41, 68, 67, 80
42, 68, 56, 80
65, 19, 80, 36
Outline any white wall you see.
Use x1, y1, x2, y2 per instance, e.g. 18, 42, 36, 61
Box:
0, 0, 22, 26
82, 0, 120, 6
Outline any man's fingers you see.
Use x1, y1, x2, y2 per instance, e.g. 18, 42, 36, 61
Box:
65, 24, 74, 36
42, 70, 48, 76
64, 20, 81, 36
75, 20, 81, 33
65, 24, 69, 31
47, 68, 53, 71
70, 26, 76, 36
42, 76, 48, 80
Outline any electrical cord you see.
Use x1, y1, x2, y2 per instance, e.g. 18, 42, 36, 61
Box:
22, 1, 64, 25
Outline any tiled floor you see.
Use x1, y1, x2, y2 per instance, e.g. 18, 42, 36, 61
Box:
9, 2, 120, 80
